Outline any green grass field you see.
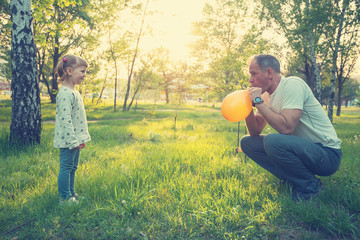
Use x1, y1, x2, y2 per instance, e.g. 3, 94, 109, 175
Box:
0, 98, 359, 239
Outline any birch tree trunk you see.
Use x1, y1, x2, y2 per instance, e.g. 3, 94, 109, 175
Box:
328, 0, 347, 122
307, 30, 322, 103
10, 0, 41, 145
336, 81, 343, 116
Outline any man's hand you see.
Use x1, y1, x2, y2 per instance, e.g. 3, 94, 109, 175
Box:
244, 87, 268, 136
248, 87, 262, 102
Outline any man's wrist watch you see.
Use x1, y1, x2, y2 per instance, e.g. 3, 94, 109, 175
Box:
252, 96, 263, 107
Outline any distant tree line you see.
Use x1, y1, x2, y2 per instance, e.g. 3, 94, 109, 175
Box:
1, 0, 359, 145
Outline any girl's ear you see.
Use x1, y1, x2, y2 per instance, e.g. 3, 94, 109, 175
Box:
65, 67, 72, 76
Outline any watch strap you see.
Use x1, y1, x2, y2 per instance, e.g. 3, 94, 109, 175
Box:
252, 97, 263, 107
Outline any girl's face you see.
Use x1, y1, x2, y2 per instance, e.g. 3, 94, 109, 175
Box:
66, 65, 87, 86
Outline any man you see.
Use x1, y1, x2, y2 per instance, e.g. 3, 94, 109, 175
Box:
241, 54, 342, 201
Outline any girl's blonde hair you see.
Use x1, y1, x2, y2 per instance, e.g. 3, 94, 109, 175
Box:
56, 54, 88, 83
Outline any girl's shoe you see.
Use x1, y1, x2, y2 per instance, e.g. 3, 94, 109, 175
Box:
72, 193, 84, 200
60, 196, 79, 205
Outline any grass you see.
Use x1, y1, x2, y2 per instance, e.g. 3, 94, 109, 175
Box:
0, 97, 360, 239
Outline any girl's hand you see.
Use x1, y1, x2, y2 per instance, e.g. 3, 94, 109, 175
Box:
71, 143, 85, 150
71, 146, 80, 150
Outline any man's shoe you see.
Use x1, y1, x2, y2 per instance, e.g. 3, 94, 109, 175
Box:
292, 179, 324, 202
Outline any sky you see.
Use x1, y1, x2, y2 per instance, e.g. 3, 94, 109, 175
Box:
134, 0, 360, 78
141, 0, 209, 60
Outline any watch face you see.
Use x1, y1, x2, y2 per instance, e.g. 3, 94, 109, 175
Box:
255, 97, 262, 103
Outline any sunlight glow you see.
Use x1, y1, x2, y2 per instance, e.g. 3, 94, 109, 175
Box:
142, 0, 209, 61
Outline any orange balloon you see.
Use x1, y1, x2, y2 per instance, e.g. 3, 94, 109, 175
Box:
221, 90, 252, 122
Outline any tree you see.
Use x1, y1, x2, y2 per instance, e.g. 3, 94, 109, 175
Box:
10, 0, 41, 145
153, 47, 179, 103
109, 30, 120, 111
126, 50, 161, 110
192, 0, 270, 100
0, 49, 11, 83
127, 67, 158, 110
92, 0, 136, 111
171, 61, 190, 104
259, 0, 333, 103
96, 71, 111, 105
335, 45, 358, 115
259, 0, 360, 121
123, 0, 149, 111
32, 0, 93, 103
340, 78, 360, 107
0, 0, 12, 83
326, 0, 360, 119
0, 0, 11, 48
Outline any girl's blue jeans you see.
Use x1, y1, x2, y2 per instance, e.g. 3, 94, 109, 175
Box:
240, 133, 341, 193
58, 148, 80, 200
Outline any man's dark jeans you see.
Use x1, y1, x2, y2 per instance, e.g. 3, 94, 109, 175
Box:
240, 133, 342, 194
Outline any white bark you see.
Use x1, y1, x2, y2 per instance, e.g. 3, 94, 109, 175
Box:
10, 0, 41, 145
328, 0, 347, 123
307, 30, 322, 103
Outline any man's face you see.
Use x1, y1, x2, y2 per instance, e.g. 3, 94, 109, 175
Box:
248, 60, 269, 93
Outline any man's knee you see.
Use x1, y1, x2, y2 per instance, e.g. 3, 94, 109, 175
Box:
240, 135, 266, 156
241, 136, 258, 159
263, 134, 289, 154
240, 135, 250, 145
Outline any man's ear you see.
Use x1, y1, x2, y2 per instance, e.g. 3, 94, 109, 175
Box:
266, 68, 273, 80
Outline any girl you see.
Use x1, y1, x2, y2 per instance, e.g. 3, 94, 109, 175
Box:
54, 54, 91, 203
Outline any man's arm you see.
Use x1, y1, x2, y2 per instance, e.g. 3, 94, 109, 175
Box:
255, 103, 302, 135
247, 87, 302, 135
245, 109, 267, 136
245, 90, 269, 136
